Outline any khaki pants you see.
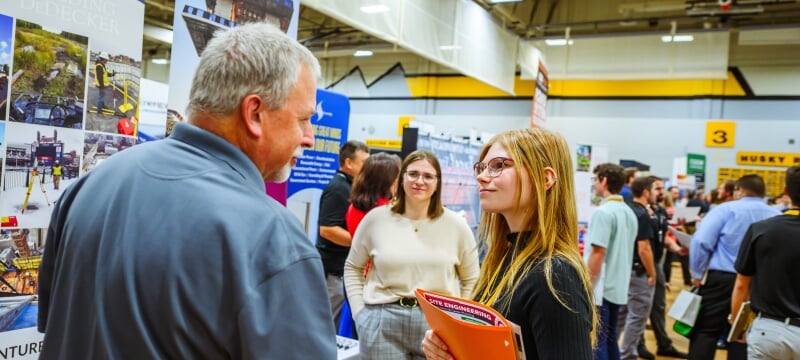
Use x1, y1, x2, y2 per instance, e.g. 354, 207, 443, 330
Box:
747, 316, 800, 359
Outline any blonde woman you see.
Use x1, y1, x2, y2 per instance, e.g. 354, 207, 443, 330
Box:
423, 128, 596, 359
345, 150, 480, 359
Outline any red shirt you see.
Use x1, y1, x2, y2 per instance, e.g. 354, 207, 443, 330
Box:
345, 197, 391, 237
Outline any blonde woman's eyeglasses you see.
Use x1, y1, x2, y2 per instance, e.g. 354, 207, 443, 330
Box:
473, 157, 514, 178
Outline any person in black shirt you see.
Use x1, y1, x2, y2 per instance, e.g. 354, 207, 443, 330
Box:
316, 140, 369, 331
637, 181, 688, 359
423, 128, 595, 359
619, 176, 659, 360
731, 166, 800, 358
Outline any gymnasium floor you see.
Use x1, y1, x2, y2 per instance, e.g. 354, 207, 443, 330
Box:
641, 263, 727, 360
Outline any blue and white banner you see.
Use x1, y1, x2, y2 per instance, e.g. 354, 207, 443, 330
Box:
286, 88, 350, 245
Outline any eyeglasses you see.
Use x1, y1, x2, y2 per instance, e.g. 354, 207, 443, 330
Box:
473, 157, 514, 178
405, 171, 438, 184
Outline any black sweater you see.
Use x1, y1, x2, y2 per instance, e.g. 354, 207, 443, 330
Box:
491, 233, 593, 359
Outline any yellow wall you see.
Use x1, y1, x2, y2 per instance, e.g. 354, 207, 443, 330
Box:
405, 71, 746, 98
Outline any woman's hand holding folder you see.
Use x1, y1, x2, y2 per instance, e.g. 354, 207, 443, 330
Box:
422, 330, 454, 360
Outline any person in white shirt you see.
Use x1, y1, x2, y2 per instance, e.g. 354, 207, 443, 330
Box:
344, 149, 480, 359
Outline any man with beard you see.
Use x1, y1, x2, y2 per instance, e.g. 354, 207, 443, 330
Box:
637, 178, 689, 359
716, 180, 737, 205
618, 176, 661, 360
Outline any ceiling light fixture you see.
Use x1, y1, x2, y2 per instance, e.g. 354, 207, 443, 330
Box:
544, 39, 574, 46
354, 50, 374, 57
360, 5, 390, 14
661, 35, 694, 43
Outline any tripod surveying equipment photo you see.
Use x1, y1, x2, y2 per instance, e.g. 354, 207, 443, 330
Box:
21, 158, 52, 214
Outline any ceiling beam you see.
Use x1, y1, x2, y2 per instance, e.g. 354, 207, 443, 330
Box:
145, 0, 174, 13
144, 17, 173, 31
545, 0, 559, 26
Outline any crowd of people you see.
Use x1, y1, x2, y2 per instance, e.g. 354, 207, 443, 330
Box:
35, 21, 799, 360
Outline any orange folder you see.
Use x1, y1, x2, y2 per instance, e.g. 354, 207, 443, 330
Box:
414, 288, 525, 360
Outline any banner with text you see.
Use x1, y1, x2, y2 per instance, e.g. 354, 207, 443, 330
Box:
1, 0, 145, 353
530, 61, 549, 128
736, 151, 800, 167
687, 153, 706, 188
286, 89, 350, 245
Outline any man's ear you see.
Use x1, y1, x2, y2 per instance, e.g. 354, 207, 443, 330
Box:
543, 167, 557, 190
241, 94, 265, 137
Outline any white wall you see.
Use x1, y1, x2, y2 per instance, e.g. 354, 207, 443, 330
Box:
142, 61, 170, 84
740, 66, 800, 95
347, 114, 528, 143
547, 116, 800, 189
347, 106, 800, 193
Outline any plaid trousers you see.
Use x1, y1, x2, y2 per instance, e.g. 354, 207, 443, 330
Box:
355, 303, 428, 359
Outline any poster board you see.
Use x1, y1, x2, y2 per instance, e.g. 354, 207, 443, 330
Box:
717, 167, 786, 198
167, 0, 300, 136
415, 133, 482, 230
574, 143, 609, 224
286, 89, 350, 244
1, 1, 145, 353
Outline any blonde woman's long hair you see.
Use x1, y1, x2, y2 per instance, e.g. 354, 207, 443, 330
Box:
473, 128, 597, 343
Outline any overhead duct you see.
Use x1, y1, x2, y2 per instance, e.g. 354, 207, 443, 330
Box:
687, 4, 764, 15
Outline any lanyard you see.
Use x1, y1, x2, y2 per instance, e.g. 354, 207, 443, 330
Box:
786, 209, 800, 216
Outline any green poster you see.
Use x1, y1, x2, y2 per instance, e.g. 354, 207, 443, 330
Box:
687, 153, 706, 188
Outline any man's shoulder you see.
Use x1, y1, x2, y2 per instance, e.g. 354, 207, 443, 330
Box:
605, 200, 635, 213
720, 198, 781, 218
626, 202, 648, 219
752, 213, 796, 231
595, 201, 634, 218
321, 173, 350, 194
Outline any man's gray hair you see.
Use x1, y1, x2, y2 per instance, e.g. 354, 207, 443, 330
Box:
186, 22, 321, 118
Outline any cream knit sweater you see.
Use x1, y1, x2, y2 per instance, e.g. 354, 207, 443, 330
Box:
344, 205, 480, 317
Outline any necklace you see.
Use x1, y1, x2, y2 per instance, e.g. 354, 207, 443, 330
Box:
409, 218, 426, 232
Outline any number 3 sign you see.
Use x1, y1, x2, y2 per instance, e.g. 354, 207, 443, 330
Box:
706, 121, 736, 148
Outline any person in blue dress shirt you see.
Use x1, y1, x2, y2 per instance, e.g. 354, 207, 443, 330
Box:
688, 174, 780, 360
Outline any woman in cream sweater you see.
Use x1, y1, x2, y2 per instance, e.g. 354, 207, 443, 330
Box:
344, 149, 480, 359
